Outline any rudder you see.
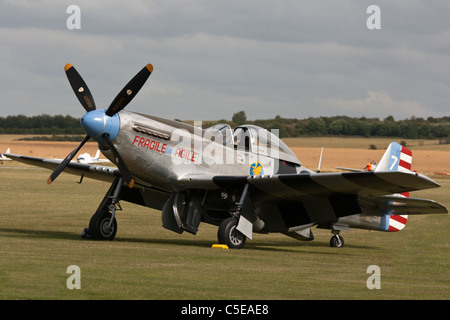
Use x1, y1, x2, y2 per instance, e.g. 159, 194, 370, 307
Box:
375, 142, 412, 173
376, 142, 411, 232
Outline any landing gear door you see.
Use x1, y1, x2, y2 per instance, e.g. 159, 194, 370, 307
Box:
162, 192, 202, 235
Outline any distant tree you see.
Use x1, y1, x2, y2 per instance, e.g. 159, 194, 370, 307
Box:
232, 111, 247, 125
384, 115, 395, 122
305, 117, 327, 135
329, 119, 349, 135
432, 124, 450, 138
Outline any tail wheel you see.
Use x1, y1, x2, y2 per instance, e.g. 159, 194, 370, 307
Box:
218, 217, 246, 249
89, 209, 117, 240
330, 235, 344, 248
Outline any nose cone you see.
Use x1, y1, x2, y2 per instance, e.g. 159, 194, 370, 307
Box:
81, 110, 120, 141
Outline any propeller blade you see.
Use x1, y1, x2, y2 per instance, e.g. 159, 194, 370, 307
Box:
47, 135, 90, 184
65, 63, 96, 112
102, 133, 135, 188
105, 64, 153, 116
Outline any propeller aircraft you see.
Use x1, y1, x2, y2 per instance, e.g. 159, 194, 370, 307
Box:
77, 149, 111, 164
6, 63, 448, 248
1, 148, 12, 164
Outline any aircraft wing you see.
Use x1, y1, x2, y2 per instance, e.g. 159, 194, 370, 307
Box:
204, 171, 441, 200
182, 170, 446, 236
5, 154, 118, 183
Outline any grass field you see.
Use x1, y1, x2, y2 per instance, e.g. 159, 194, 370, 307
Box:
0, 137, 449, 300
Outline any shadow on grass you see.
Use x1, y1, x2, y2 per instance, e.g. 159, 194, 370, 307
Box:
0, 227, 79, 240
0, 227, 375, 253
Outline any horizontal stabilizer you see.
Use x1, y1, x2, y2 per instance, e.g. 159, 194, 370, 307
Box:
368, 195, 448, 215
336, 167, 365, 173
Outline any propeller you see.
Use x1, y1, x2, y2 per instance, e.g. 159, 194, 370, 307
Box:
47, 134, 90, 185
106, 64, 153, 116
47, 63, 153, 188
64, 64, 96, 112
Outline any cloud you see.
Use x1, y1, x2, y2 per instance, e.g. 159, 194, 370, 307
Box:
0, 0, 449, 121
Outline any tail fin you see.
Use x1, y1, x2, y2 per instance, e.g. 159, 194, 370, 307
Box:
376, 142, 411, 232
375, 142, 412, 173
94, 149, 100, 159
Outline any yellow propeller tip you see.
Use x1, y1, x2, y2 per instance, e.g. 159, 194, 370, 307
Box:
146, 64, 153, 73
64, 63, 73, 72
128, 179, 135, 189
47, 177, 53, 185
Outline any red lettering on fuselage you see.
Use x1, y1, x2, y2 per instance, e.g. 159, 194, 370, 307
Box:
132, 135, 168, 155
132, 135, 197, 162
174, 148, 196, 162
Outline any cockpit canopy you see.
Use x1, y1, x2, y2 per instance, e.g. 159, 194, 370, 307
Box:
205, 124, 301, 165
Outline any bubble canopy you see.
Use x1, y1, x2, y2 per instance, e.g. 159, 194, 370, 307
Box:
233, 125, 301, 165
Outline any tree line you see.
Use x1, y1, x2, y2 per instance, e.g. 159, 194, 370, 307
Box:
0, 114, 83, 134
228, 112, 450, 139
1, 113, 449, 139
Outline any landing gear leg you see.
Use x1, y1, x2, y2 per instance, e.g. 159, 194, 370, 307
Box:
81, 177, 123, 240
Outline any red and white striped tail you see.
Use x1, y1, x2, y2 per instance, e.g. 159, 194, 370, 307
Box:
377, 142, 412, 232
398, 146, 412, 172
388, 214, 408, 232
400, 145, 412, 198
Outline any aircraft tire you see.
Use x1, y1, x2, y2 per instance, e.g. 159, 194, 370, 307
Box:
329, 235, 344, 248
88, 209, 117, 241
218, 217, 246, 249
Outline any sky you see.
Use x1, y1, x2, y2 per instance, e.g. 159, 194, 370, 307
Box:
1, 0, 449, 121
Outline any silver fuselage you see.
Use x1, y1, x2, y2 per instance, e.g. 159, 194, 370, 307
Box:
104, 111, 303, 193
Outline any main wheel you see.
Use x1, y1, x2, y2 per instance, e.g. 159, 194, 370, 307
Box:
88, 209, 117, 240
218, 217, 246, 249
330, 234, 344, 248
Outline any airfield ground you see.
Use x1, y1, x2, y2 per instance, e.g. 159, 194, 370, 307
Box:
0, 135, 449, 300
